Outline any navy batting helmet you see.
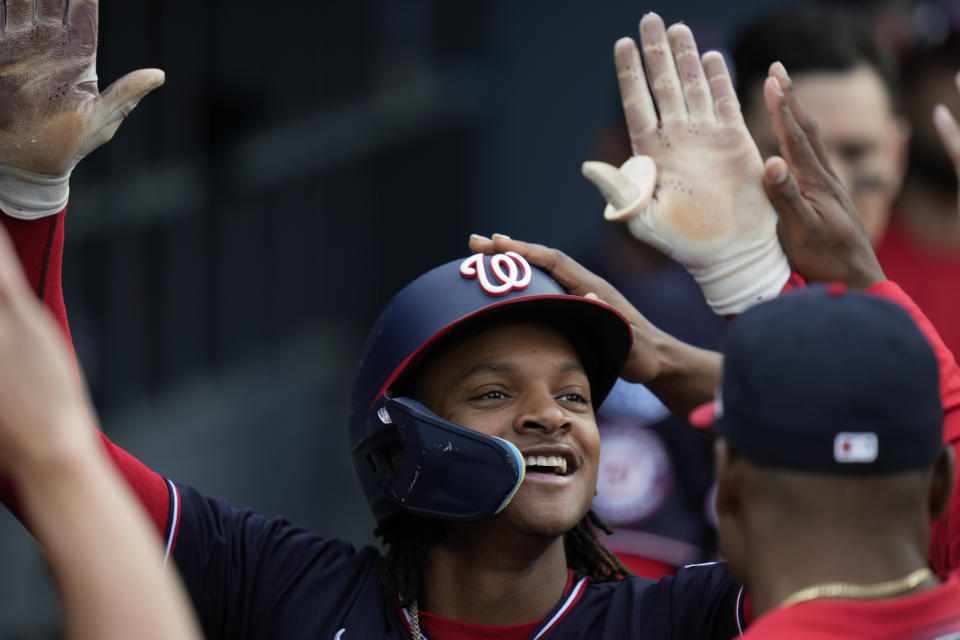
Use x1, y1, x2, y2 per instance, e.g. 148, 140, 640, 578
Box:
349, 251, 633, 524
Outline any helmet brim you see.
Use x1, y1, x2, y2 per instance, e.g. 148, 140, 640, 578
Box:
375, 294, 633, 411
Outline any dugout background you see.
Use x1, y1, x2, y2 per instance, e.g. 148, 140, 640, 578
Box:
0, 0, 796, 636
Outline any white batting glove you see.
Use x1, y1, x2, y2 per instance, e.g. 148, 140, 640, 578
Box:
583, 14, 789, 316
0, 0, 164, 219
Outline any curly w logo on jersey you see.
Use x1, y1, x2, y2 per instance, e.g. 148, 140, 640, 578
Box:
460, 252, 532, 296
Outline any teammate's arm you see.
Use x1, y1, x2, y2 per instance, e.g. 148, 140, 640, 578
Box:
0, 223, 201, 640
0, 0, 174, 539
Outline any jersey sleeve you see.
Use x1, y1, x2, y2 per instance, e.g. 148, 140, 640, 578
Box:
866, 280, 960, 576
172, 483, 385, 639
0, 210, 175, 548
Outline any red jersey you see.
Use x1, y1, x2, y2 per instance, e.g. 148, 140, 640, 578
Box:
876, 215, 960, 365
741, 572, 960, 639
867, 280, 960, 576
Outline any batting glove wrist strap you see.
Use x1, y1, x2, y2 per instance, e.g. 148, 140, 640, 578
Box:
685, 232, 791, 316
0, 165, 70, 220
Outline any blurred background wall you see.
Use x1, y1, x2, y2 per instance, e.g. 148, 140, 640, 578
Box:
0, 0, 840, 635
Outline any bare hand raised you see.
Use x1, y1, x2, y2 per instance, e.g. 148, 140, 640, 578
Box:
0, 0, 164, 218
761, 63, 885, 290
582, 14, 789, 315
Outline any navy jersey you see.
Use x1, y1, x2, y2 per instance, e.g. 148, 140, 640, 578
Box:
172, 483, 744, 640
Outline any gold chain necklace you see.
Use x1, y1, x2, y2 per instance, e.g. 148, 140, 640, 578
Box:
779, 567, 934, 608
409, 599, 423, 640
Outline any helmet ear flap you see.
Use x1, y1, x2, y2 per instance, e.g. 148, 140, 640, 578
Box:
376, 396, 525, 522
353, 415, 402, 481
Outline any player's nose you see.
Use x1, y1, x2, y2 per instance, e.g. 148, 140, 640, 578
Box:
513, 390, 570, 435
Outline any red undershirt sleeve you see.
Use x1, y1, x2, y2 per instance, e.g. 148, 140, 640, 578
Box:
0, 209, 174, 542
866, 279, 960, 577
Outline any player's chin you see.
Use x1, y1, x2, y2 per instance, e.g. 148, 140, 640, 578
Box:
508, 490, 594, 537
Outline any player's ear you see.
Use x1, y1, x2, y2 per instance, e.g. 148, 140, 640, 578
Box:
929, 444, 956, 521
713, 439, 743, 520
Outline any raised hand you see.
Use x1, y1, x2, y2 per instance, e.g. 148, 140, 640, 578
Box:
761, 63, 886, 290
932, 71, 960, 222
0, 0, 165, 219
582, 13, 789, 315
468, 233, 720, 416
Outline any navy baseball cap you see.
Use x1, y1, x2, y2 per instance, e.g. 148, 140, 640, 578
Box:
689, 285, 943, 473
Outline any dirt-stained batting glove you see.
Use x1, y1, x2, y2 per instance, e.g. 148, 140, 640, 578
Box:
583, 15, 789, 316
0, 0, 164, 219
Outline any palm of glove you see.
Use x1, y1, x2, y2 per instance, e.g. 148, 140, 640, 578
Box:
626, 120, 773, 270
0, 0, 163, 176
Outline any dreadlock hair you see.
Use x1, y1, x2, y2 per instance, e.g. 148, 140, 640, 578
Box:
564, 509, 632, 582
375, 509, 633, 608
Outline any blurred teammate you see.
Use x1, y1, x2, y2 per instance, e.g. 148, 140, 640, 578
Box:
734, 2, 960, 360
734, 2, 908, 247
589, 382, 718, 578
882, 32, 960, 365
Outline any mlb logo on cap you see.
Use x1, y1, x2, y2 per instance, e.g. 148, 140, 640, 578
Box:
833, 432, 879, 464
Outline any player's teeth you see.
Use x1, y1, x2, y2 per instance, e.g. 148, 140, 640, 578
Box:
524, 455, 567, 474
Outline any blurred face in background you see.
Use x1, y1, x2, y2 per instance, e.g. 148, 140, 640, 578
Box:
903, 65, 960, 191
744, 65, 909, 246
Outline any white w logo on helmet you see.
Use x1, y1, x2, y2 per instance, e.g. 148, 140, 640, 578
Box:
459, 251, 532, 296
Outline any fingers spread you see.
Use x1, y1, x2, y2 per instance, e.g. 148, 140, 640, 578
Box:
38, 0, 67, 25
85, 68, 165, 153
5, 0, 37, 30
615, 37, 657, 147
582, 157, 656, 220
667, 23, 713, 124
702, 51, 741, 125
639, 13, 685, 123
65, 0, 97, 29
933, 104, 960, 169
